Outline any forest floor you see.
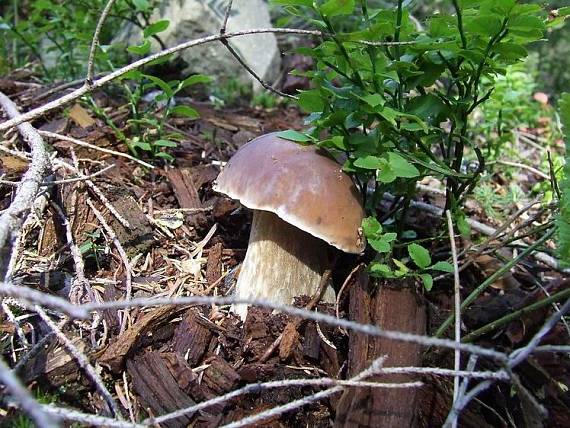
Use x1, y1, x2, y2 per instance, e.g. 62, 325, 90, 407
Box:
0, 73, 569, 427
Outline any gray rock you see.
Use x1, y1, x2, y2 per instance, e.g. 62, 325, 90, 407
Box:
118, 0, 281, 93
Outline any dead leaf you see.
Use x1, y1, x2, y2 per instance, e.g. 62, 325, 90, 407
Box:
69, 103, 95, 128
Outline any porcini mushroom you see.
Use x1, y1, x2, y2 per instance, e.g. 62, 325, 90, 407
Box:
213, 133, 365, 318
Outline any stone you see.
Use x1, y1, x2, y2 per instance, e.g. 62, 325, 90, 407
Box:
118, 0, 281, 93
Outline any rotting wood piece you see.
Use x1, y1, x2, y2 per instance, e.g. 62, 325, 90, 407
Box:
21, 335, 88, 388
172, 309, 214, 366
127, 351, 196, 428
166, 168, 208, 228
335, 269, 426, 427
39, 185, 155, 259
205, 242, 223, 286
99, 305, 188, 372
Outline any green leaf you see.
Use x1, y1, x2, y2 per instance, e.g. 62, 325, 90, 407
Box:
155, 151, 175, 162
276, 130, 312, 142
393, 259, 409, 277
557, 93, 570, 267
147, 53, 174, 66
320, 0, 355, 17
179, 74, 213, 90
132, 141, 152, 151
154, 139, 177, 148
120, 70, 143, 81
388, 152, 420, 178
298, 90, 325, 112
360, 93, 384, 107
127, 39, 151, 55
420, 273, 434, 291
456, 214, 471, 237
430, 261, 455, 273
369, 263, 392, 277
132, 0, 150, 11
170, 105, 199, 119
143, 20, 170, 38
369, 238, 391, 253
377, 166, 397, 183
320, 135, 347, 150
143, 75, 174, 98
354, 155, 384, 170
408, 243, 431, 269
362, 216, 382, 238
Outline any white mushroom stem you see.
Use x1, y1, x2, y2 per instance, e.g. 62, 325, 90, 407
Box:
234, 210, 335, 319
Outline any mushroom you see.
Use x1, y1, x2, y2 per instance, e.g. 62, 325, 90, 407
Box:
213, 133, 365, 318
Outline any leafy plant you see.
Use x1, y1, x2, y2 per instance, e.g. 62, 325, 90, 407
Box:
88, 18, 211, 162
0, 0, 160, 81
274, 0, 551, 285
79, 229, 107, 269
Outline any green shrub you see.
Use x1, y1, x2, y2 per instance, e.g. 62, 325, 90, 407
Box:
274, 0, 556, 285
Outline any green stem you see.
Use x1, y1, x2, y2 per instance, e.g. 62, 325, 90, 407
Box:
452, 0, 467, 49
394, 0, 404, 110
462, 287, 570, 342
434, 228, 555, 338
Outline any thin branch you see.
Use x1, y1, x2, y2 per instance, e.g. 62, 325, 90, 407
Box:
87, 0, 119, 84
2, 227, 30, 349
446, 210, 461, 410
462, 287, 570, 342
55, 159, 131, 229
41, 405, 142, 428
435, 228, 556, 337
50, 201, 95, 307
34, 306, 121, 418
0, 164, 116, 186
219, 40, 296, 99
0, 355, 59, 428
0, 28, 422, 133
508, 295, 570, 368
0, 92, 51, 279
0, 284, 508, 361
0, 282, 90, 318
40, 131, 154, 169
86, 198, 132, 333
221, 0, 234, 33
220, 357, 387, 428
152, 371, 423, 425
80, 295, 508, 361
493, 160, 550, 180
14, 331, 56, 373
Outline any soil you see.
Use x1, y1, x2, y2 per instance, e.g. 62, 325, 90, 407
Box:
0, 74, 569, 427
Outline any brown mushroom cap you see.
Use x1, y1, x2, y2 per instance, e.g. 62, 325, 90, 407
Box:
213, 133, 366, 253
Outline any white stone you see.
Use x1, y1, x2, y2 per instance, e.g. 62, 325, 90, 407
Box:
119, 0, 281, 92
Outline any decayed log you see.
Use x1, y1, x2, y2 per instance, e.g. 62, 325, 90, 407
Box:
127, 352, 196, 428
172, 309, 214, 366
335, 269, 426, 427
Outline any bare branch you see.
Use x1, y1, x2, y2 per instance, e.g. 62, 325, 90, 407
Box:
0, 92, 51, 279
0, 355, 59, 428
0, 29, 322, 133
0, 282, 90, 319
40, 131, 154, 169
79, 295, 508, 361
87, 0, 119, 84
34, 306, 121, 417
221, 0, 234, 33
446, 210, 461, 411
86, 198, 132, 333
220, 357, 387, 428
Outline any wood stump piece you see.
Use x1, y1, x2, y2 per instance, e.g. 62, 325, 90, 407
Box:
335, 269, 426, 427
